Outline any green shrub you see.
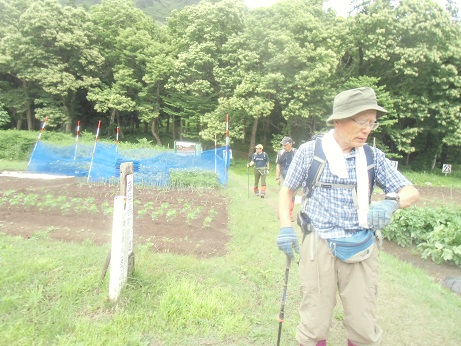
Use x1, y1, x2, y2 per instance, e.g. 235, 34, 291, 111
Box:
0, 130, 37, 160
169, 169, 221, 189
382, 205, 461, 266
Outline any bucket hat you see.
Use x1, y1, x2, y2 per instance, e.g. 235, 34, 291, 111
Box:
280, 136, 294, 145
327, 87, 387, 124
255, 144, 263, 149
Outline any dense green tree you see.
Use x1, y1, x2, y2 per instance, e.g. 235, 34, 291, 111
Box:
0, 0, 460, 167
0, 0, 103, 131
165, 0, 245, 143
88, 0, 172, 141
209, 0, 341, 157
344, 0, 461, 167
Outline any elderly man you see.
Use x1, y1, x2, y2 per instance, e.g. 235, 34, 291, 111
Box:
277, 87, 419, 346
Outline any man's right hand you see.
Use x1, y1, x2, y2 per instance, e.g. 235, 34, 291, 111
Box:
246, 163, 250, 168
277, 227, 300, 260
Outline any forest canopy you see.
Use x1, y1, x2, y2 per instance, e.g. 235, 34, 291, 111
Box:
0, 0, 460, 168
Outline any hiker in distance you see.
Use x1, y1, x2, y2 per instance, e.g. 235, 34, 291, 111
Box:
276, 136, 297, 219
276, 136, 296, 185
277, 87, 420, 346
247, 144, 270, 197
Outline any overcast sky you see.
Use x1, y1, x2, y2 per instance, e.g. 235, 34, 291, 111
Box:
245, 0, 460, 17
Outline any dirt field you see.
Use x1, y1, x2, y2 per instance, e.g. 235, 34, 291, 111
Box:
0, 172, 460, 285
0, 173, 229, 258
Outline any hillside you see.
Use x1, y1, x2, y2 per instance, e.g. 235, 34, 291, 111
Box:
61, 0, 202, 22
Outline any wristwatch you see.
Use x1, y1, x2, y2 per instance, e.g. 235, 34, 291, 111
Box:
385, 192, 400, 204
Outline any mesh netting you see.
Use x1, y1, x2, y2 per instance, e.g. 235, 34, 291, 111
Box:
27, 141, 230, 186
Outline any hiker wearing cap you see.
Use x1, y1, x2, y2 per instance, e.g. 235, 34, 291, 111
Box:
276, 136, 296, 185
277, 87, 419, 346
247, 144, 270, 197
276, 136, 297, 218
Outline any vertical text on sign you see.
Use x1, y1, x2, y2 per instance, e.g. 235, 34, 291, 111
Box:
126, 174, 134, 254
109, 196, 129, 302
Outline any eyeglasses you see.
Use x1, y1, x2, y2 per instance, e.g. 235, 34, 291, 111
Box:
350, 118, 380, 130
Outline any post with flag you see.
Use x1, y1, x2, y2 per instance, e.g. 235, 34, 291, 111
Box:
116, 126, 120, 153
28, 116, 48, 167
87, 120, 101, 182
73, 120, 80, 161
225, 114, 230, 183
214, 133, 217, 174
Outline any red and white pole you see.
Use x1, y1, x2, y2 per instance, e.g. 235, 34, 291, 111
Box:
37, 116, 48, 141
28, 116, 48, 166
87, 120, 101, 182
116, 126, 120, 153
225, 114, 230, 181
73, 120, 80, 160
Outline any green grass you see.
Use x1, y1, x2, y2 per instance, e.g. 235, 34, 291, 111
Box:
1, 170, 461, 345
0, 159, 28, 171
403, 168, 461, 187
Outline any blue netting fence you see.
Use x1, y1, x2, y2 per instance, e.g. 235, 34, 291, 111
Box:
27, 141, 231, 186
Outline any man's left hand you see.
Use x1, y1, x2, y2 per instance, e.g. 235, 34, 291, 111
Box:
367, 200, 399, 230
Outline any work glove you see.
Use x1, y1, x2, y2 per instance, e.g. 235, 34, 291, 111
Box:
277, 227, 300, 260
367, 200, 399, 230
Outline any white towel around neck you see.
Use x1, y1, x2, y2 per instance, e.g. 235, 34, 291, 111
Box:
322, 130, 370, 228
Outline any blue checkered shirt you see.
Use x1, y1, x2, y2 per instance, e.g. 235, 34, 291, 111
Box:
283, 140, 412, 239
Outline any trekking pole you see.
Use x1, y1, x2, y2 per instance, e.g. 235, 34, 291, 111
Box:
277, 255, 292, 346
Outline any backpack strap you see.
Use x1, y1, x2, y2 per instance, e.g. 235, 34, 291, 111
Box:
363, 144, 375, 201
304, 139, 375, 201
304, 137, 326, 198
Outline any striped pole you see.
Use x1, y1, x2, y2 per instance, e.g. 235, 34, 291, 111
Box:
87, 120, 101, 182
73, 120, 80, 161
116, 126, 119, 153
28, 116, 48, 167
225, 114, 229, 182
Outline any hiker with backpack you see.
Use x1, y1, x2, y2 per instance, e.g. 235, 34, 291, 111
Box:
276, 87, 420, 346
247, 144, 270, 197
276, 136, 297, 218
276, 136, 297, 185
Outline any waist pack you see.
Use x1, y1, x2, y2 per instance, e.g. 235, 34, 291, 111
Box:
297, 210, 313, 235
327, 230, 375, 263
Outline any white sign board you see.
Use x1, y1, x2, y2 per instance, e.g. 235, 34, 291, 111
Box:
442, 164, 452, 174
391, 160, 399, 169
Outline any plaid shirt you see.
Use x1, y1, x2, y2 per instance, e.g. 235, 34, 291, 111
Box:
284, 140, 412, 239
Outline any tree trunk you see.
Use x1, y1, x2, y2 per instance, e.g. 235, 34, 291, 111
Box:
263, 116, 269, 147
23, 81, 34, 130
116, 112, 124, 139
248, 117, 259, 159
431, 152, 437, 170
14, 110, 23, 130
110, 108, 116, 129
151, 118, 162, 145
440, 144, 448, 169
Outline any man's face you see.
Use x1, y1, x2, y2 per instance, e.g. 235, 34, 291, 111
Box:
256, 147, 263, 152
335, 110, 378, 149
282, 143, 292, 151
